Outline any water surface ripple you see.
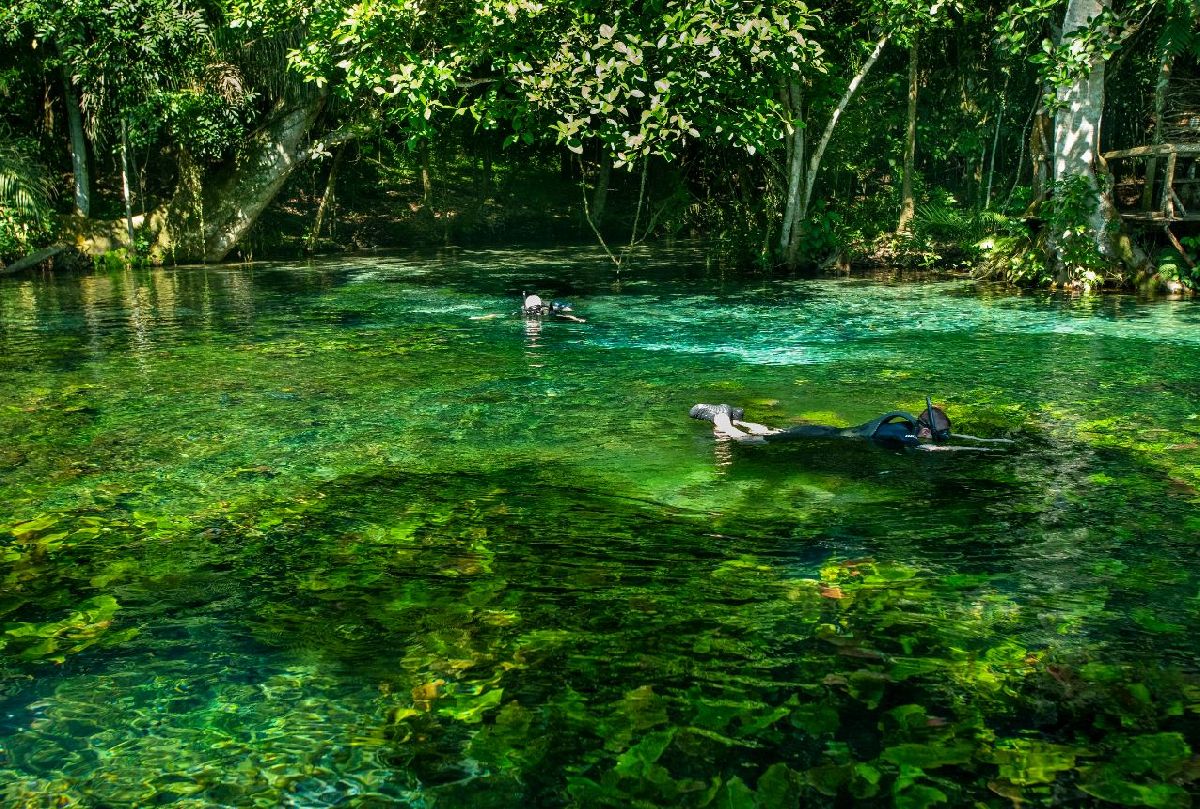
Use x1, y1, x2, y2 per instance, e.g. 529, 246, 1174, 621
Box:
1, 249, 1198, 807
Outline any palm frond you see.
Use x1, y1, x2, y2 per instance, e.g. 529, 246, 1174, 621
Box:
1155, 0, 1200, 59
0, 137, 54, 219
914, 202, 1014, 243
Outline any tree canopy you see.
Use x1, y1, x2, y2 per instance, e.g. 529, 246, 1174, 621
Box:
1, 0, 1197, 286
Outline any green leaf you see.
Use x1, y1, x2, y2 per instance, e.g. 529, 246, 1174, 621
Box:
756, 763, 804, 806
850, 762, 882, 799
889, 658, 945, 682
984, 739, 1079, 786
1079, 764, 1193, 809
738, 703, 790, 735
1130, 608, 1185, 634
619, 685, 668, 731
788, 701, 840, 736
894, 783, 948, 809
1116, 733, 1192, 778
806, 763, 850, 796
847, 670, 888, 708
614, 729, 675, 778
710, 776, 755, 809
10, 514, 59, 539
439, 687, 504, 723
880, 743, 974, 770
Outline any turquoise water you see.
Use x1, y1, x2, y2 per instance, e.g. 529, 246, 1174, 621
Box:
1, 247, 1199, 807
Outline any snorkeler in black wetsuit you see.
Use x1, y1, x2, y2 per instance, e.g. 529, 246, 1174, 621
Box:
521, 293, 585, 321
689, 399, 1012, 452
470, 292, 587, 322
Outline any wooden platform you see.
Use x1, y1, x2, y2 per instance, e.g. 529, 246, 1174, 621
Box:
1104, 143, 1200, 224
1119, 212, 1200, 223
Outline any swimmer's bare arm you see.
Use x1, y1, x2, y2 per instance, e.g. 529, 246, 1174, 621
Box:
732, 419, 782, 436
710, 412, 774, 443
948, 433, 1015, 444
711, 410, 754, 440
914, 443, 1000, 452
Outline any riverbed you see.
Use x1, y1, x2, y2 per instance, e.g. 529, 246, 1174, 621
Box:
2, 247, 1198, 806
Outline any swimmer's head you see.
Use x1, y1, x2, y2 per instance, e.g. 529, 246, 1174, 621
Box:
523, 293, 544, 310
917, 399, 951, 442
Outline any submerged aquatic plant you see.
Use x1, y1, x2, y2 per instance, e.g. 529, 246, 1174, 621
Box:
1, 253, 1199, 806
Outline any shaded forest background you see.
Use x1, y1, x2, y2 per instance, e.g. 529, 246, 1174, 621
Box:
2, 0, 1199, 288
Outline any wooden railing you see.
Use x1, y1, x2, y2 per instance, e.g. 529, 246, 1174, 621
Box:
1104, 143, 1200, 223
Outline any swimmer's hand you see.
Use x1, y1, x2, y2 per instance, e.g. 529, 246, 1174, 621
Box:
470, 313, 505, 320
915, 444, 1000, 452
719, 432, 767, 444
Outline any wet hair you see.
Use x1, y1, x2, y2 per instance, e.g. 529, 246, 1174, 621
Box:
688, 403, 745, 423
918, 405, 952, 441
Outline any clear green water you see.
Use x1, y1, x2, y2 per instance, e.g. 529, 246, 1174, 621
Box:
2, 247, 1199, 807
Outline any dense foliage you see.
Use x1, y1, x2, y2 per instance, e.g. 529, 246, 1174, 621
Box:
1, 0, 1198, 285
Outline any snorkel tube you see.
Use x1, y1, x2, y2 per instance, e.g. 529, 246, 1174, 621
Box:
924, 395, 950, 443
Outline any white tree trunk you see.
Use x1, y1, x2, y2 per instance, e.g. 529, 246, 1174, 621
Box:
801, 35, 888, 222
193, 99, 325, 261
778, 81, 806, 265
120, 118, 135, 247
1052, 0, 1115, 260
897, 44, 918, 233
61, 66, 90, 218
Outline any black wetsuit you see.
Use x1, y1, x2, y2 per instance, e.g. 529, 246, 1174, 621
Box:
522, 300, 575, 318
689, 403, 925, 450
765, 411, 924, 450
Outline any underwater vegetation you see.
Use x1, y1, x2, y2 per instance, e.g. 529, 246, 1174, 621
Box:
1, 251, 1199, 807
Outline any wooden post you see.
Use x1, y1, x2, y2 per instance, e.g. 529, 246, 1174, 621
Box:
1163, 148, 1177, 219
1142, 155, 1157, 212
1143, 54, 1170, 211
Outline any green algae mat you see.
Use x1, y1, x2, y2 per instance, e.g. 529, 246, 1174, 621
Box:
2, 247, 1200, 807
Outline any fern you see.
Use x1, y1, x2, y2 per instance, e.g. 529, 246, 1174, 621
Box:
1155, 0, 1200, 60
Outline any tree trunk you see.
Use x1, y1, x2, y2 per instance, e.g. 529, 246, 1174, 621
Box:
307, 144, 345, 252
420, 144, 433, 201
180, 98, 325, 261
63, 97, 326, 263
482, 141, 494, 198
120, 118, 135, 248
778, 80, 806, 268
61, 66, 90, 218
802, 35, 888, 223
1050, 0, 1142, 280
985, 72, 1009, 210
590, 152, 613, 229
1026, 106, 1054, 215
897, 43, 918, 233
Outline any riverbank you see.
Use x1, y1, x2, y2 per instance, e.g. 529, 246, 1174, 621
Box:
4, 150, 1191, 295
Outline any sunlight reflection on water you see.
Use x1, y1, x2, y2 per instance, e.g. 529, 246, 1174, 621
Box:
1, 247, 1199, 807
